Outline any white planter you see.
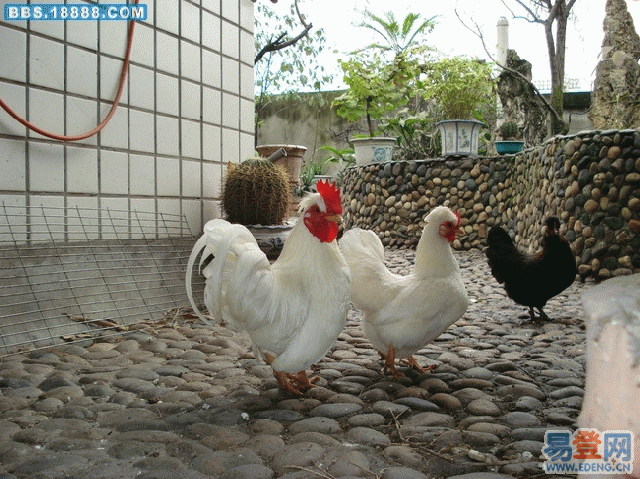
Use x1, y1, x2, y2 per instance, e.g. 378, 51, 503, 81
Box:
351, 137, 396, 165
436, 120, 484, 156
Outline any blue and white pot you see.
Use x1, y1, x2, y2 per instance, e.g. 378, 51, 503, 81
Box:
351, 137, 396, 165
436, 119, 484, 156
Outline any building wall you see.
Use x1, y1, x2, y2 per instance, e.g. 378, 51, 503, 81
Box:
256, 90, 594, 166
0, 0, 255, 243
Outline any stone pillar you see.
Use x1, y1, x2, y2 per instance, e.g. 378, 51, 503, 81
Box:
496, 17, 509, 69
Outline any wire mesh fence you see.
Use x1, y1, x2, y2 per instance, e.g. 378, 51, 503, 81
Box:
0, 203, 205, 357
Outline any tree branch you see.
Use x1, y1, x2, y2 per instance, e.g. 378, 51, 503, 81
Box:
254, 0, 314, 64
454, 9, 563, 125
293, 0, 309, 28
510, 0, 546, 24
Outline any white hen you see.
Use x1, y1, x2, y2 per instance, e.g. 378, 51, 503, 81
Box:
339, 206, 469, 377
186, 181, 350, 395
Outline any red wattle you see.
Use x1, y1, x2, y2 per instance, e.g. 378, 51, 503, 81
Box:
304, 215, 339, 243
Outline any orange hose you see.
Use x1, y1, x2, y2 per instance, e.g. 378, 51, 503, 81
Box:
0, 0, 138, 142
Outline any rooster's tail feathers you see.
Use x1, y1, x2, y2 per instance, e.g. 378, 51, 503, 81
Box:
186, 219, 259, 327
339, 228, 395, 311
340, 228, 385, 263
185, 234, 214, 326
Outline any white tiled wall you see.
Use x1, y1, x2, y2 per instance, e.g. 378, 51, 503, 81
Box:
0, 0, 255, 243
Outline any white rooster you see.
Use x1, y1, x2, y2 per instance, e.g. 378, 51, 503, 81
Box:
339, 206, 469, 377
185, 180, 350, 395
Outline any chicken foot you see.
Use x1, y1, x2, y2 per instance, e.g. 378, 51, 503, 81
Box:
528, 307, 550, 322
264, 353, 318, 396
378, 348, 434, 378
400, 356, 436, 374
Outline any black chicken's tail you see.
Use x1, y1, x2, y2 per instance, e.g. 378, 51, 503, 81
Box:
485, 226, 519, 284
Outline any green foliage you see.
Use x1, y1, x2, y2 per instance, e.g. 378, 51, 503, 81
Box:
357, 10, 437, 56
299, 160, 326, 188
332, 9, 436, 137
499, 120, 520, 140
378, 110, 439, 160
318, 145, 355, 168
222, 159, 290, 226
254, 1, 333, 118
333, 53, 423, 135
422, 57, 495, 120
315, 146, 355, 187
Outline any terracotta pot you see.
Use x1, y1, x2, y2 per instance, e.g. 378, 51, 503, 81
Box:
255, 144, 307, 186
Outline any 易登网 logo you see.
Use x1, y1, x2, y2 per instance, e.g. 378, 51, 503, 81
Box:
543, 428, 634, 475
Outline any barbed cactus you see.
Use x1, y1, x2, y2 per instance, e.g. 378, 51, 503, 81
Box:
222, 159, 291, 225
499, 120, 520, 140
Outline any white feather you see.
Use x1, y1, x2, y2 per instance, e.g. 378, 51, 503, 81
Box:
185, 193, 350, 374
339, 206, 469, 358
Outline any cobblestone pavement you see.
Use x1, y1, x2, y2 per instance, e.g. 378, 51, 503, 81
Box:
0, 248, 587, 479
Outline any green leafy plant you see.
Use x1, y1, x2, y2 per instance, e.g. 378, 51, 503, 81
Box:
316, 146, 355, 186
358, 10, 435, 56
333, 54, 419, 137
318, 145, 355, 168
379, 110, 439, 160
299, 161, 326, 188
422, 57, 495, 120
332, 10, 436, 137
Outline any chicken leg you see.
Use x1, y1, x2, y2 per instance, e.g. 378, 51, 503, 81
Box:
528, 306, 550, 322
380, 347, 403, 378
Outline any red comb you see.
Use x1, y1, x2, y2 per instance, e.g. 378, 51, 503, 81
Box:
316, 180, 342, 214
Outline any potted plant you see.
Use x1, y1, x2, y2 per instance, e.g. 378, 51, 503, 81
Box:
297, 160, 332, 195
332, 55, 400, 165
422, 57, 495, 156
495, 120, 525, 154
222, 158, 293, 259
332, 10, 433, 165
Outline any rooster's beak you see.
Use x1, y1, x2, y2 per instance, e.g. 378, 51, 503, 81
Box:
325, 214, 342, 225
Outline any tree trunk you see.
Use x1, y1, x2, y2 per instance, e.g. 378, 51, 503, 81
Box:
546, 1, 568, 135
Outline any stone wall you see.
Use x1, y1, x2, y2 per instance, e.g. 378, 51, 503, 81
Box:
341, 129, 640, 280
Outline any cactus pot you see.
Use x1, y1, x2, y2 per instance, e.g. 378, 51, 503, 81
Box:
495, 140, 525, 154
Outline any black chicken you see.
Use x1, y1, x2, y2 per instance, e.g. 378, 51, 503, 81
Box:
485, 216, 576, 321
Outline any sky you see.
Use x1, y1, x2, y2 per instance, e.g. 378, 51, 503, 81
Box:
263, 0, 640, 92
